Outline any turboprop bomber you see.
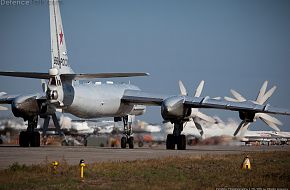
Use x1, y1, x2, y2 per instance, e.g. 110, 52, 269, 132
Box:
1, 0, 290, 150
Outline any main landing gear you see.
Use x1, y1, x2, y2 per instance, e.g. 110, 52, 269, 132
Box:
120, 115, 134, 149
166, 121, 186, 150
19, 116, 40, 147
19, 113, 65, 147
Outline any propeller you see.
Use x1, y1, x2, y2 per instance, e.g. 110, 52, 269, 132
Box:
225, 81, 282, 136
194, 80, 204, 97
179, 80, 215, 123
178, 80, 216, 136
0, 106, 8, 111
0, 92, 8, 110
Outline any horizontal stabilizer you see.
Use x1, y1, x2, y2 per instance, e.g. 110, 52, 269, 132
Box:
0, 71, 149, 80
0, 71, 51, 79
61, 72, 149, 80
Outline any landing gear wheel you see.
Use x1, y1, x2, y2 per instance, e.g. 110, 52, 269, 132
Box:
19, 131, 40, 147
177, 135, 186, 150
121, 137, 127, 149
30, 132, 40, 147
19, 131, 29, 147
138, 141, 144, 147
166, 134, 175, 150
128, 137, 134, 149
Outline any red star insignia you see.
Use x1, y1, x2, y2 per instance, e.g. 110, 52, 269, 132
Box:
59, 30, 63, 45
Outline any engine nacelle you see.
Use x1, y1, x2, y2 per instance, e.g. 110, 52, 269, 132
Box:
129, 105, 146, 116
161, 96, 191, 122
11, 94, 56, 120
11, 95, 40, 120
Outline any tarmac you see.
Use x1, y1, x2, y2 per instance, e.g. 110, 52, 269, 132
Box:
0, 145, 289, 169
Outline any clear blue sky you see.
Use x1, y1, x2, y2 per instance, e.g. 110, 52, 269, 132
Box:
0, 0, 290, 131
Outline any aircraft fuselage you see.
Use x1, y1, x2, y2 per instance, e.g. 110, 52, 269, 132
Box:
63, 82, 140, 118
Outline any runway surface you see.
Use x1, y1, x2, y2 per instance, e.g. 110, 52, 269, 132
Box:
0, 145, 289, 169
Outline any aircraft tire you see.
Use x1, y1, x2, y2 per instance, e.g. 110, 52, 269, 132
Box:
121, 137, 127, 149
128, 137, 134, 149
30, 132, 40, 147
166, 134, 175, 150
177, 135, 186, 150
19, 131, 29, 147
138, 141, 144, 147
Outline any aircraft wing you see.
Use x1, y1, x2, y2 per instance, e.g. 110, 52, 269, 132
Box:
61, 73, 149, 80
0, 92, 46, 105
0, 71, 51, 79
0, 71, 149, 80
122, 90, 290, 115
122, 90, 167, 106
184, 96, 290, 115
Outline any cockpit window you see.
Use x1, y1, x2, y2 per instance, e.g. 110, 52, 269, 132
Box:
49, 77, 62, 86
49, 77, 57, 85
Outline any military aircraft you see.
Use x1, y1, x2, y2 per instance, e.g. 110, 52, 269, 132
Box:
0, 0, 290, 150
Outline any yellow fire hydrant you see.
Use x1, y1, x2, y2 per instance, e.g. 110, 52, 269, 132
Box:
79, 159, 86, 180
52, 161, 59, 174
242, 155, 251, 170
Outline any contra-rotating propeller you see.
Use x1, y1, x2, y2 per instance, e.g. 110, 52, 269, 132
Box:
0, 92, 8, 110
178, 80, 216, 136
224, 81, 282, 136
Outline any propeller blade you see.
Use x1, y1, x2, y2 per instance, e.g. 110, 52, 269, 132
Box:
178, 80, 187, 96
0, 106, 8, 110
191, 108, 199, 115
239, 123, 251, 137
234, 120, 248, 136
0, 92, 7, 96
194, 121, 204, 137
260, 117, 281, 132
230, 89, 247, 102
259, 86, 276, 104
256, 81, 268, 104
224, 96, 239, 102
0, 92, 8, 110
195, 111, 216, 123
194, 80, 204, 97
255, 113, 282, 125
